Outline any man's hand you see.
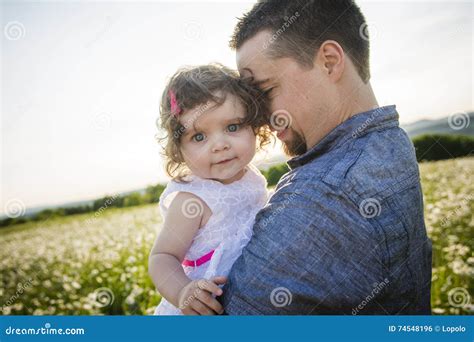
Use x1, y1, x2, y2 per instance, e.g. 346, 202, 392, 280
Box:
177, 276, 227, 315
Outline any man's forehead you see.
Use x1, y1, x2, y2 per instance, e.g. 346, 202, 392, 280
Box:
236, 30, 274, 81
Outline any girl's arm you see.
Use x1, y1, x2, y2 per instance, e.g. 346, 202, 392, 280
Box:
148, 192, 225, 314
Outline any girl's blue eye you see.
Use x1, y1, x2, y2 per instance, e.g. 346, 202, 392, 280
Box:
227, 124, 240, 132
192, 133, 205, 142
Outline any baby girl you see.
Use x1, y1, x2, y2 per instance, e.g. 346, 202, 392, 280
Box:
149, 63, 272, 315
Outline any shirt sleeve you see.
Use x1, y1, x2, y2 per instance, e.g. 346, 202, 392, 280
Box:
220, 180, 388, 315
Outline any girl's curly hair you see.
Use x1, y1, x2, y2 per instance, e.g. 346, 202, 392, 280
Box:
157, 63, 273, 182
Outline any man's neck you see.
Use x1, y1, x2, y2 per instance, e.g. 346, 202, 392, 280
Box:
304, 82, 379, 150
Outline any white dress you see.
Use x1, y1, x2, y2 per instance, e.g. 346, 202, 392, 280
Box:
153, 163, 269, 315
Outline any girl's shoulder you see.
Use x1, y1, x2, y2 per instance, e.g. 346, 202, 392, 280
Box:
161, 190, 212, 228
158, 164, 268, 218
158, 176, 222, 218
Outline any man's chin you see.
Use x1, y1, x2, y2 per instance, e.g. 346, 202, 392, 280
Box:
281, 130, 307, 157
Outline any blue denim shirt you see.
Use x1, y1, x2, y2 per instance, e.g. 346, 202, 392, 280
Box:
220, 105, 432, 315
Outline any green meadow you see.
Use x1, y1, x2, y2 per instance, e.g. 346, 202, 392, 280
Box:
1, 158, 472, 315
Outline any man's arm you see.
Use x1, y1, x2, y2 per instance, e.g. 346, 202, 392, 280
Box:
220, 183, 387, 314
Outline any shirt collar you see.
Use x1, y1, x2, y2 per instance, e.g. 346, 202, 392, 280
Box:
287, 105, 399, 169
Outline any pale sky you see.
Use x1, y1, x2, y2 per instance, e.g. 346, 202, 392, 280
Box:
1, 0, 472, 213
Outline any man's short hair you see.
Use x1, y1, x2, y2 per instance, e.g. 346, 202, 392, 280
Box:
230, 0, 371, 83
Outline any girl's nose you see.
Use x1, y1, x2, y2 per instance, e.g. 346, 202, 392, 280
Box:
211, 137, 230, 153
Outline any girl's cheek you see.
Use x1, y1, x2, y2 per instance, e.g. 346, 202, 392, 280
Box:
182, 142, 207, 156
179, 144, 194, 160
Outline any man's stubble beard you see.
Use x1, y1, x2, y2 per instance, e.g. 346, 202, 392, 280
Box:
282, 128, 307, 157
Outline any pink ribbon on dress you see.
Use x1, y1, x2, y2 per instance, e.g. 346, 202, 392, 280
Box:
182, 249, 215, 267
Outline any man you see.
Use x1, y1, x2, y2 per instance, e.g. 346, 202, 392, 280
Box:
219, 0, 432, 314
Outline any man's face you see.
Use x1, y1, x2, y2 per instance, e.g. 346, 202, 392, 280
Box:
236, 30, 332, 157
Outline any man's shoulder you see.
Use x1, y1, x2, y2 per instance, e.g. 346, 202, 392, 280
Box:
343, 126, 420, 198
281, 126, 421, 201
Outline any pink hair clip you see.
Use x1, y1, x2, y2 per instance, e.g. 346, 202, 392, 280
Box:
169, 90, 181, 117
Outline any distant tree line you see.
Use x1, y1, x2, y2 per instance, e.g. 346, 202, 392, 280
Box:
412, 134, 474, 162
0, 184, 165, 228
1, 134, 472, 228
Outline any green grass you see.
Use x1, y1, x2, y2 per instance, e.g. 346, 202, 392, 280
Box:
1, 157, 472, 315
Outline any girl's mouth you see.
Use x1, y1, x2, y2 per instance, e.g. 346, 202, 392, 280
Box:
215, 157, 236, 165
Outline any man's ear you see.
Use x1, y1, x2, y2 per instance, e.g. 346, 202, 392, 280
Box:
314, 40, 345, 82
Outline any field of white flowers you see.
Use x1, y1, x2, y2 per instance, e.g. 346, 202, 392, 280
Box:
1, 157, 472, 315
421, 157, 473, 314
0, 205, 161, 315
